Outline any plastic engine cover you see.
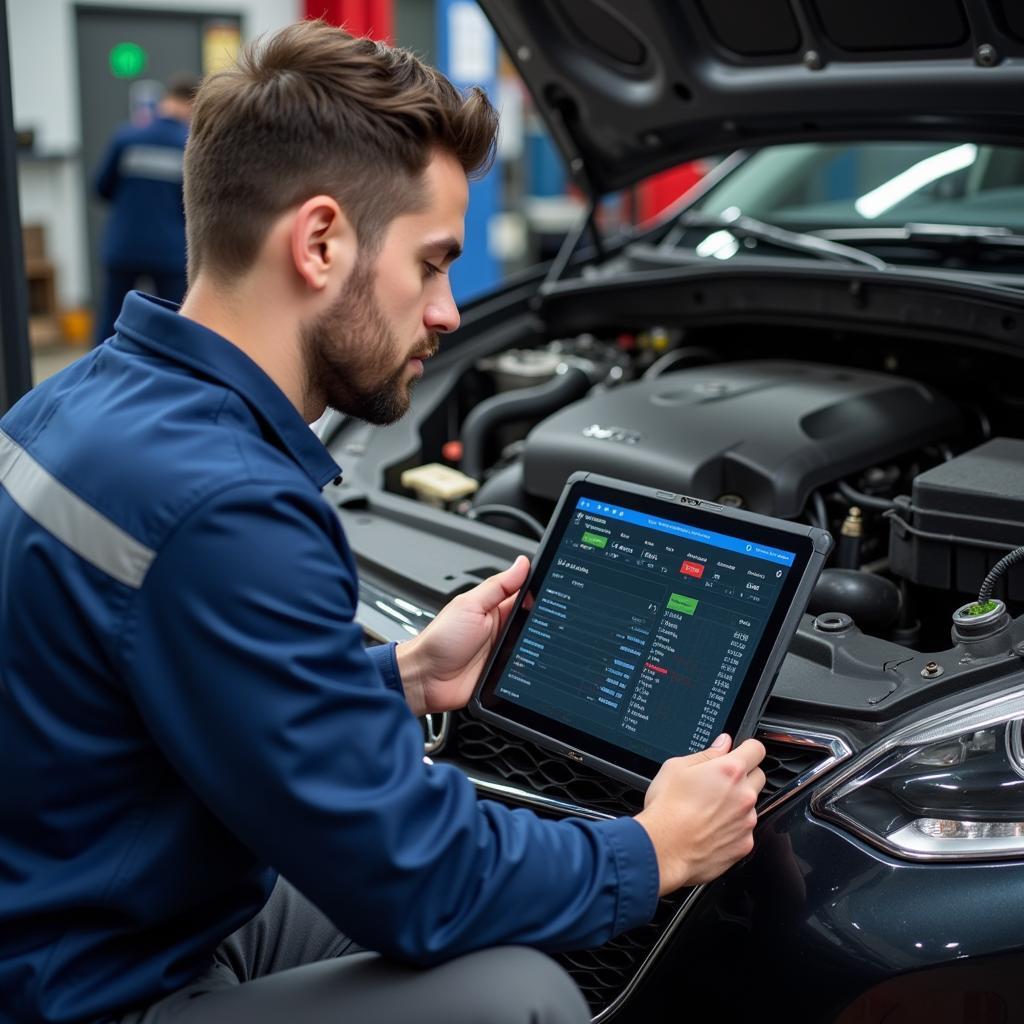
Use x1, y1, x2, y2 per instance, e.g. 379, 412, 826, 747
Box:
521, 360, 960, 517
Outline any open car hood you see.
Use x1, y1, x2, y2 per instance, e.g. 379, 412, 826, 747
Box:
477, 0, 1024, 198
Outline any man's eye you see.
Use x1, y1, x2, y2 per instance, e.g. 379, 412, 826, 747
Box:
423, 262, 443, 278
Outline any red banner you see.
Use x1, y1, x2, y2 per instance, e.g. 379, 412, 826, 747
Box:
304, 0, 393, 43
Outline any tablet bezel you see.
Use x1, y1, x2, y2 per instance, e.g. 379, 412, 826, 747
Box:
470, 472, 832, 790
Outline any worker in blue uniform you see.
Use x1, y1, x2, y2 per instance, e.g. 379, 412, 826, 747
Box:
0, 21, 766, 1024
93, 73, 198, 346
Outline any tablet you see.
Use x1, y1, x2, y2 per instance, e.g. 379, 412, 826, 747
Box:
471, 472, 831, 789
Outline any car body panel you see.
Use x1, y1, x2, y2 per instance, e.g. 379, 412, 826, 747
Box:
617, 797, 1024, 1021
477, 0, 1024, 196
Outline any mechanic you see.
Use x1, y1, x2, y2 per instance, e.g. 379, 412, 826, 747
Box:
93, 73, 198, 346
0, 21, 766, 1024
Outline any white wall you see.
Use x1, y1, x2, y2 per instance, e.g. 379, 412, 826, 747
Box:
10, 0, 303, 308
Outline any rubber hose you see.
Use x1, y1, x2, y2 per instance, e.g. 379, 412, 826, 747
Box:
808, 569, 902, 633
461, 365, 592, 481
837, 479, 896, 512
467, 504, 545, 539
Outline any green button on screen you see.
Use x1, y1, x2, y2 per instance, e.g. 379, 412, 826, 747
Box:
667, 593, 699, 615
581, 531, 608, 549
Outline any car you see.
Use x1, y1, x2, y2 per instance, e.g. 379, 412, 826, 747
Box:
312, 1, 1024, 1020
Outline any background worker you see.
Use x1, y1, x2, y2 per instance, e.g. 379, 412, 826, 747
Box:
93, 72, 198, 345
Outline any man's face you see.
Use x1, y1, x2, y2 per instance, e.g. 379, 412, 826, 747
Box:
303, 151, 468, 424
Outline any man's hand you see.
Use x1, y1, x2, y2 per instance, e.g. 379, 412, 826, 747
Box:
395, 556, 530, 717
635, 735, 766, 895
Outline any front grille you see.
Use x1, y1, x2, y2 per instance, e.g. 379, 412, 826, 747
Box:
451, 713, 831, 817
445, 712, 838, 1016
555, 889, 687, 1015
454, 714, 645, 816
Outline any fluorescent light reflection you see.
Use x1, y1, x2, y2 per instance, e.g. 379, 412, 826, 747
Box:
696, 230, 740, 260
854, 144, 977, 219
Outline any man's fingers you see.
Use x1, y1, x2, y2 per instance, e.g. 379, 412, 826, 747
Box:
675, 737, 762, 774
732, 738, 767, 773
496, 592, 519, 630
676, 734, 732, 767
464, 555, 530, 613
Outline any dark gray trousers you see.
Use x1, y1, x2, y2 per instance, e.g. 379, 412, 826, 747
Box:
116, 879, 591, 1024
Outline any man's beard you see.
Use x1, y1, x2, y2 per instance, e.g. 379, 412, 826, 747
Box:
302, 259, 438, 425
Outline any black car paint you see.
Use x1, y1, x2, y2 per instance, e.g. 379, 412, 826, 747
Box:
621, 797, 1024, 1021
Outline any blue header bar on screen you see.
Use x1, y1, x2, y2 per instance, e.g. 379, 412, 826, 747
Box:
575, 498, 797, 567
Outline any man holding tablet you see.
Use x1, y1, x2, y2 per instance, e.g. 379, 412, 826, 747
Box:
0, 22, 769, 1024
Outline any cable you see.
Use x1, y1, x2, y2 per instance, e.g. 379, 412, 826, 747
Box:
837, 479, 897, 512
978, 545, 1024, 602
466, 504, 546, 540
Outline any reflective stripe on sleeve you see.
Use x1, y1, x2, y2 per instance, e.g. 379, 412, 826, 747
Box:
0, 430, 155, 588
119, 144, 184, 183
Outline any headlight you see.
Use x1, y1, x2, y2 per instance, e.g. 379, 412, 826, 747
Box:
813, 688, 1024, 861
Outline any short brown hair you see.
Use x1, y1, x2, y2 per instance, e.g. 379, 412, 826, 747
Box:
184, 19, 497, 280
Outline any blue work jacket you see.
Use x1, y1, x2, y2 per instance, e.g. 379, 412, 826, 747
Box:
94, 117, 188, 273
0, 293, 659, 1024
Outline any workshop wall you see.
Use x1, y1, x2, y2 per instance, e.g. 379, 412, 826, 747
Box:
10, 0, 302, 310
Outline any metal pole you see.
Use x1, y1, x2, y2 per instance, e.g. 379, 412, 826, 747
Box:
0, 0, 32, 412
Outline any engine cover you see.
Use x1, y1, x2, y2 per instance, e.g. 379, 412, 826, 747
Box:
521, 360, 960, 517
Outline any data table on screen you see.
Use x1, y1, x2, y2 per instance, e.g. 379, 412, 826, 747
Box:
496, 498, 794, 762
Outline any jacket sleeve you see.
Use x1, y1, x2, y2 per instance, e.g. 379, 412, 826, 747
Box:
366, 642, 404, 697
121, 480, 659, 964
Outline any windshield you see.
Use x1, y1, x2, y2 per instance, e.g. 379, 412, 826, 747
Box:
692, 142, 1024, 233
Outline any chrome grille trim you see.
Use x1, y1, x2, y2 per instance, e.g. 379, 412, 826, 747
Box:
754, 724, 853, 816
423, 712, 450, 755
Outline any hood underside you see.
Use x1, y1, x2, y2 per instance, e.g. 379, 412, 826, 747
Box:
477, 0, 1024, 197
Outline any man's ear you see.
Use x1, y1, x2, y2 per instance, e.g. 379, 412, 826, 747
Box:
289, 195, 357, 293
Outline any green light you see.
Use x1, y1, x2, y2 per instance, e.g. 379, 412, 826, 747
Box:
109, 42, 147, 79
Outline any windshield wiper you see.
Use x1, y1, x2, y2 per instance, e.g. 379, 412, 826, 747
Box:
815, 222, 1024, 256
666, 211, 888, 271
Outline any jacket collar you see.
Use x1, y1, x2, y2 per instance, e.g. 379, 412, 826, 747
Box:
113, 291, 342, 489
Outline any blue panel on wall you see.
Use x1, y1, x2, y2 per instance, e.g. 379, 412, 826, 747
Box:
436, 0, 500, 304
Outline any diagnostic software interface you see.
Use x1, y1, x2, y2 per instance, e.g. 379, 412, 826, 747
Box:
495, 497, 795, 762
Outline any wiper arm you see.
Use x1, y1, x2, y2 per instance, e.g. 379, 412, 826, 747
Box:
672, 211, 888, 271
816, 222, 1024, 253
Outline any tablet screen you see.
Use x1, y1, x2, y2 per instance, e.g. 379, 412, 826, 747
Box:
476, 478, 820, 782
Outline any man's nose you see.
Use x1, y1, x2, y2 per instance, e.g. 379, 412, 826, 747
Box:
425, 282, 460, 334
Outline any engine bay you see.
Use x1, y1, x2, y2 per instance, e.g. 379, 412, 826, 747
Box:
351, 318, 1020, 657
